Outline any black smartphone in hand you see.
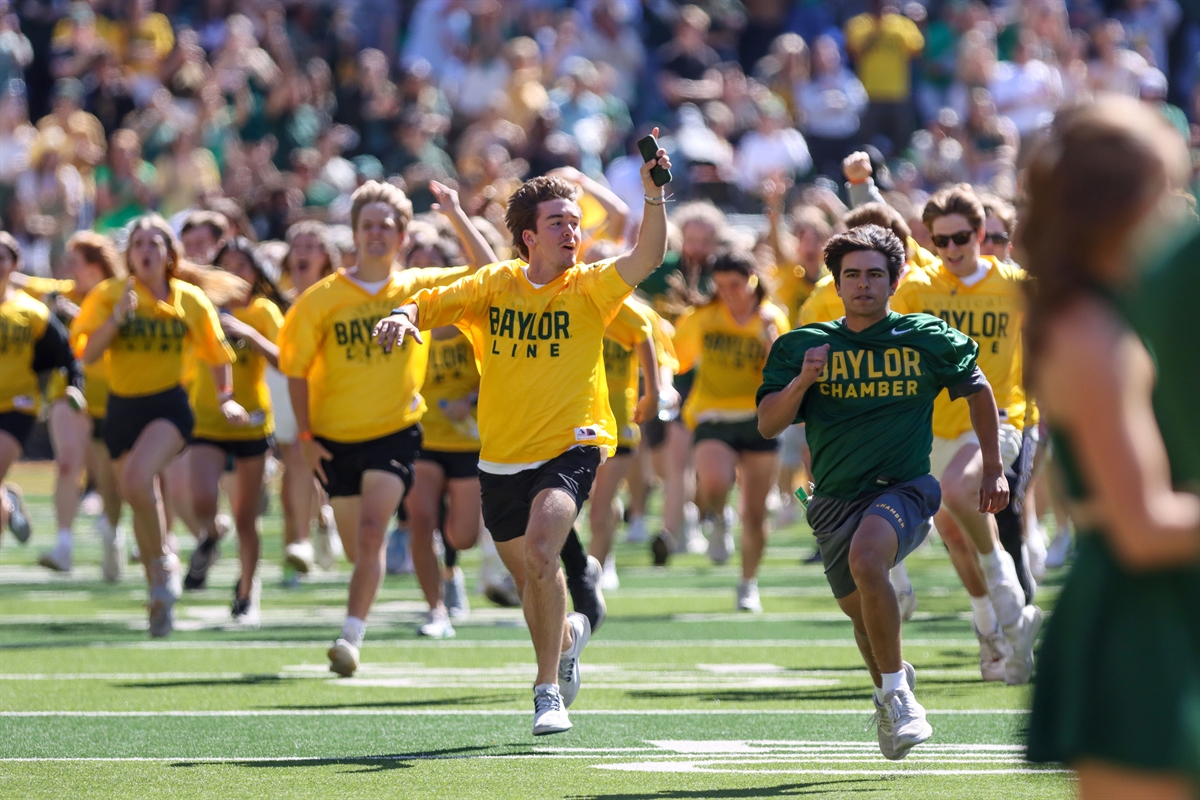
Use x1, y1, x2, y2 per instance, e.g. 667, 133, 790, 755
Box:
637, 134, 672, 187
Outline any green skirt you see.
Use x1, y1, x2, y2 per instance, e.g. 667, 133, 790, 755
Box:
1027, 534, 1200, 778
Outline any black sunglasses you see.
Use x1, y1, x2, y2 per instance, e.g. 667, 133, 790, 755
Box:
931, 230, 976, 248
984, 232, 1010, 245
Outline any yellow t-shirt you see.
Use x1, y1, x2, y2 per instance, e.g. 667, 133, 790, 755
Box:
767, 263, 820, 327
674, 300, 791, 429
798, 258, 933, 326
278, 267, 471, 443
19, 277, 107, 412
72, 277, 234, 398
892, 256, 1028, 438
844, 12, 925, 101
191, 297, 284, 441
604, 299, 654, 448
0, 291, 50, 416
635, 297, 679, 376
408, 258, 635, 464
420, 329, 481, 453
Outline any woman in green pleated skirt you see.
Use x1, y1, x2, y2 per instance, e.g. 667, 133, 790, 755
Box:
1016, 96, 1200, 799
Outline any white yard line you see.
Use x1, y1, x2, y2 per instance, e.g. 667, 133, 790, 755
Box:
0, 708, 1030, 717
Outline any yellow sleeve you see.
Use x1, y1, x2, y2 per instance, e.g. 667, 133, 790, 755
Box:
407, 265, 474, 296
902, 17, 925, 52
21, 276, 75, 300
844, 15, 871, 53
890, 280, 919, 315
411, 271, 489, 331
252, 298, 284, 342
71, 279, 118, 343
278, 293, 323, 379
606, 301, 652, 348
672, 308, 702, 374
183, 287, 235, 367
797, 294, 819, 327
583, 259, 636, 324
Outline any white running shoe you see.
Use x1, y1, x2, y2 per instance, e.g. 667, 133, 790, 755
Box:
975, 624, 1011, 682
1004, 605, 1044, 686
38, 544, 72, 573
872, 661, 919, 759
736, 579, 762, 613
231, 576, 262, 627
1045, 532, 1072, 569
327, 638, 360, 676
600, 554, 619, 591
897, 588, 918, 621
444, 567, 469, 620
315, 505, 338, 571
705, 507, 735, 565
625, 515, 647, 544
766, 485, 783, 512
532, 683, 571, 736
1027, 525, 1048, 582
284, 540, 314, 575
148, 554, 181, 638
100, 521, 124, 583
483, 573, 521, 608
558, 611, 591, 708
678, 502, 702, 554
985, 549, 1026, 630
418, 607, 456, 639
882, 685, 932, 760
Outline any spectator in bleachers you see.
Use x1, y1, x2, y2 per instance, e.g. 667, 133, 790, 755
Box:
93, 127, 156, 232
845, 0, 926, 155
657, 5, 723, 111
798, 35, 869, 180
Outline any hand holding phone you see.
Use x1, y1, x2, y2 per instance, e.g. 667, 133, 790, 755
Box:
637, 133, 672, 187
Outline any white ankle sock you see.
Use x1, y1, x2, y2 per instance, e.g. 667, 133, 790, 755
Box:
341, 616, 366, 647
56, 530, 72, 551
982, 547, 1006, 576
970, 594, 998, 633
881, 669, 907, 697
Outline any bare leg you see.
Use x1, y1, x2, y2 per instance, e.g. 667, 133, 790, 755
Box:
344, 471, 405, 621
407, 460, 447, 611
0, 431, 22, 530
1076, 760, 1196, 800
163, 452, 204, 540
87, 439, 122, 528
49, 401, 89, 538
937, 508, 989, 597
279, 441, 312, 548
693, 440, 736, 518
232, 455, 266, 596
836, 589, 882, 687
587, 454, 632, 563
737, 451, 779, 581
188, 445, 227, 546
660, 421, 693, 539
116, 421, 185, 578
847, 514, 902, 676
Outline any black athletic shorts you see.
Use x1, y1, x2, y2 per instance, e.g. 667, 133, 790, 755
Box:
191, 437, 273, 461
694, 419, 779, 453
316, 424, 421, 499
479, 446, 601, 543
614, 445, 634, 457
0, 410, 35, 447
417, 448, 479, 480
105, 386, 193, 459
641, 418, 667, 449
90, 416, 106, 442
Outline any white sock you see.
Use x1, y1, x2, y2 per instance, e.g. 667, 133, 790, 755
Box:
341, 616, 366, 647
970, 594, 998, 633
982, 547, 1006, 577
881, 669, 907, 696
874, 685, 886, 704
889, 561, 912, 593
57, 530, 73, 551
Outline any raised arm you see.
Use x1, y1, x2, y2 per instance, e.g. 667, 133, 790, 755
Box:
964, 380, 1010, 514
632, 337, 660, 424
613, 128, 673, 287
429, 180, 497, 271
757, 343, 828, 439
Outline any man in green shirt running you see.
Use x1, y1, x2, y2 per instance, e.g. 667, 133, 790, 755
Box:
757, 225, 1010, 760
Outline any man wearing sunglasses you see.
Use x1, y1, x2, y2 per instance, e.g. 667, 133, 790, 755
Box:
892, 185, 1043, 688
979, 196, 1015, 263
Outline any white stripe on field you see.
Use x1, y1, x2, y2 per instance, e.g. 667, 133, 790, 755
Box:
23, 638, 984, 650
0, 708, 1029, 717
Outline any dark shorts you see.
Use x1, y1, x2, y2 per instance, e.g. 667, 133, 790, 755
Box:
191, 437, 273, 462
90, 416, 106, 442
641, 418, 667, 449
317, 424, 421, 499
417, 448, 479, 480
694, 419, 779, 453
479, 446, 601, 543
0, 411, 35, 448
105, 386, 194, 460
806, 474, 942, 599
614, 445, 634, 457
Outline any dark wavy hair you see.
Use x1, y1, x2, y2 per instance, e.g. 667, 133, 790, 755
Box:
824, 224, 906, 286
215, 237, 290, 312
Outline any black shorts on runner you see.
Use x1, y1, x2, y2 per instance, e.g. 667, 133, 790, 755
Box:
641, 418, 666, 449
191, 437, 273, 461
479, 446, 601, 543
0, 410, 35, 447
417, 448, 479, 480
90, 416, 106, 442
105, 386, 194, 460
694, 419, 779, 453
316, 424, 421, 499
614, 445, 634, 457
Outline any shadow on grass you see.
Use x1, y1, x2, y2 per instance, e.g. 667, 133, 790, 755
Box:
118, 675, 288, 689
266, 693, 518, 710
567, 779, 890, 799
170, 744, 533, 775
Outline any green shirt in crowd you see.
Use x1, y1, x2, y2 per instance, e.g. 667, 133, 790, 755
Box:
757, 310, 979, 501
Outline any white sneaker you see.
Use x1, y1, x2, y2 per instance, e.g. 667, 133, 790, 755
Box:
600, 554, 619, 591
975, 624, 1011, 682
985, 549, 1026, 630
897, 588, 918, 621
1027, 525, 1048, 582
315, 505, 338, 571
678, 502, 702, 554
100, 521, 124, 583
872, 661, 919, 758
1045, 532, 1072, 569
766, 485, 783, 512
1004, 605, 1044, 686
327, 638, 360, 676
736, 579, 762, 613
558, 611, 591, 708
625, 515, 647, 544
444, 567, 469, 620
532, 683, 571, 735
38, 544, 72, 573
705, 507, 735, 565
483, 572, 521, 608
418, 607, 456, 639
881, 685, 933, 760
231, 576, 261, 627
284, 540, 314, 575
148, 554, 181, 638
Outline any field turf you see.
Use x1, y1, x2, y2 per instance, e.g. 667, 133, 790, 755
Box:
0, 461, 1069, 799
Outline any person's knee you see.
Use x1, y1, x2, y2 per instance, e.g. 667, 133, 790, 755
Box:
938, 515, 971, 550
523, 535, 560, 583
940, 472, 978, 514
119, 466, 156, 508
848, 535, 891, 586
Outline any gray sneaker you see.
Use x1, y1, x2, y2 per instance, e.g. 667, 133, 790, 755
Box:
532, 684, 571, 736
3, 485, 31, 543
443, 566, 469, 620
871, 661, 918, 759
557, 612, 591, 708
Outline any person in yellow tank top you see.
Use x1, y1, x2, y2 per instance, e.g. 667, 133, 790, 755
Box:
278, 181, 486, 674
374, 141, 673, 736
181, 238, 288, 623
0, 233, 85, 551
72, 215, 245, 638
891, 185, 1042, 686
672, 250, 791, 611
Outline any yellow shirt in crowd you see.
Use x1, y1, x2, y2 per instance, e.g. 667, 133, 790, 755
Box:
891, 256, 1029, 439
419, 329, 482, 453
767, 263, 820, 327
603, 299, 654, 448
191, 297, 283, 441
20, 276, 111, 416
407, 258, 635, 465
278, 267, 470, 443
0, 291, 51, 416
72, 277, 233, 398
673, 299, 791, 429
798, 248, 935, 326
844, 12, 925, 101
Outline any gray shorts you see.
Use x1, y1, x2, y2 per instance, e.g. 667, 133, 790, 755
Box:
806, 474, 941, 599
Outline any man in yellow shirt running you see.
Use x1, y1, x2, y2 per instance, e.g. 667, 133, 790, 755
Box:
374, 137, 673, 737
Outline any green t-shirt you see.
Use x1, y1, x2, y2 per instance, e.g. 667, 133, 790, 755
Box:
757, 311, 978, 500
1130, 225, 1200, 487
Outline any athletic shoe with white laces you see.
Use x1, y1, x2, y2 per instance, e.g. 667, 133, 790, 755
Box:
975, 623, 1011, 682
418, 607, 456, 639
532, 683, 572, 736
705, 507, 736, 565
444, 566, 469, 620
148, 554, 182, 638
327, 638, 360, 676
385, 527, 413, 575
1045, 531, 1072, 569
38, 544, 72, 573
881, 686, 932, 759
3, 485, 31, 543
736, 578, 762, 613
871, 661, 919, 759
231, 576, 261, 627
284, 540, 314, 575
98, 518, 124, 583
600, 553, 619, 591
558, 612, 591, 708
314, 505, 338, 571
483, 573, 521, 608
184, 536, 220, 590
897, 588, 918, 621
625, 515, 648, 544
1004, 605, 1044, 685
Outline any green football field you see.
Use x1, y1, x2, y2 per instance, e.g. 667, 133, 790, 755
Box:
0, 461, 1069, 799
